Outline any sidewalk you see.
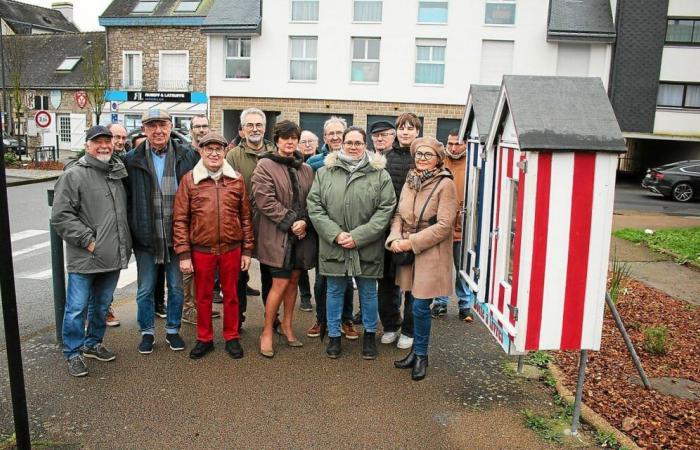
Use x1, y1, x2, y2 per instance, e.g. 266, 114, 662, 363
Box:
5, 168, 63, 187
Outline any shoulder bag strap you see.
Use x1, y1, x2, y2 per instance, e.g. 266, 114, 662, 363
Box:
416, 177, 445, 225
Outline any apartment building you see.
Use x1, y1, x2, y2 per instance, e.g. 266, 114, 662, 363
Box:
206, 0, 616, 142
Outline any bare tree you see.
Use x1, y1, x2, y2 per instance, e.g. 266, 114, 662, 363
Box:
83, 40, 108, 125
3, 37, 28, 136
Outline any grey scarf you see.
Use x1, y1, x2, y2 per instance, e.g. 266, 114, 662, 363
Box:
145, 140, 177, 264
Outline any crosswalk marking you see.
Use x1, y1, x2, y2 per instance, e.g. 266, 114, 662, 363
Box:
16, 268, 53, 280
10, 229, 48, 242
12, 241, 51, 258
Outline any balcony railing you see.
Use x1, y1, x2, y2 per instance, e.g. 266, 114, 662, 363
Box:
158, 79, 191, 92
121, 80, 143, 91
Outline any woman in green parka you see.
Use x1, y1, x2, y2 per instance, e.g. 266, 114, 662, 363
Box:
307, 126, 396, 360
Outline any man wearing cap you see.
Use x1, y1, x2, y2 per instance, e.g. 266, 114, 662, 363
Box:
174, 132, 254, 359
51, 126, 132, 377
369, 120, 396, 154
123, 108, 199, 354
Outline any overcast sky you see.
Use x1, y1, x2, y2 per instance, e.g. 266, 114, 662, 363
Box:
16, 0, 111, 31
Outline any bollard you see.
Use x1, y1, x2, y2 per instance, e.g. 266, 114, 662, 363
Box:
48, 189, 66, 343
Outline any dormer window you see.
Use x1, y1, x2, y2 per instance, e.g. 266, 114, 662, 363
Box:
175, 1, 201, 13
57, 57, 80, 71
133, 1, 159, 14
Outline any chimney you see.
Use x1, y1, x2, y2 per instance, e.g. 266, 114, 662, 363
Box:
51, 2, 74, 24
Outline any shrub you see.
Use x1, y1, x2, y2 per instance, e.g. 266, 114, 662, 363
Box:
643, 325, 669, 355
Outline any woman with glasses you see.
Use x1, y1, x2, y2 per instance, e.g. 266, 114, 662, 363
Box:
386, 136, 457, 380
251, 120, 315, 358
307, 126, 396, 359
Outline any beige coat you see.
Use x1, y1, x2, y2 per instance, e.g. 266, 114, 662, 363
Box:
386, 170, 457, 299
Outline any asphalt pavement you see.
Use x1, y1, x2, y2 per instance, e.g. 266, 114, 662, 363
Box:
614, 179, 700, 216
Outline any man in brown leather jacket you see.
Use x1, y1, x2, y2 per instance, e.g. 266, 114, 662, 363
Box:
173, 132, 254, 360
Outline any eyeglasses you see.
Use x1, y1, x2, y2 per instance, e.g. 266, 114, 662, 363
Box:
299, 140, 318, 146
202, 147, 225, 155
372, 132, 394, 139
325, 131, 343, 137
415, 151, 437, 160
192, 125, 209, 129
343, 141, 365, 148
244, 123, 264, 130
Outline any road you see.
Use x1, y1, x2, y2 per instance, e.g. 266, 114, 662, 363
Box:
615, 179, 700, 216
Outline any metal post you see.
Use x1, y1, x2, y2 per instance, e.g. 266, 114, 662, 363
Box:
606, 292, 651, 389
0, 134, 31, 449
570, 350, 588, 435
516, 355, 524, 374
48, 189, 65, 343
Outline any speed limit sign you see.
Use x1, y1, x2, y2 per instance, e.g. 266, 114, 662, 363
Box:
35, 110, 51, 128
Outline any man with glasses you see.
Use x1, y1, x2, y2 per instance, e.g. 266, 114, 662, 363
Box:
124, 109, 199, 354
369, 120, 396, 154
225, 108, 275, 328
189, 115, 210, 148
298, 130, 319, 161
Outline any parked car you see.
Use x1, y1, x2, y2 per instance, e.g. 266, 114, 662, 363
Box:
641, 160, 700, 202
3, 132, 26, 154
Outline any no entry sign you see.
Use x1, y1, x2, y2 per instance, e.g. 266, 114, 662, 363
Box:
35, 110, 51, 128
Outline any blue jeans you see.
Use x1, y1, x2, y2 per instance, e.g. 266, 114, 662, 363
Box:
314, 266, 353, 324
326, 276, 378, 338
134, 248, 184, 335
412, 295, 433, 356
63, 270, 121, 359
434, 241, 474, 310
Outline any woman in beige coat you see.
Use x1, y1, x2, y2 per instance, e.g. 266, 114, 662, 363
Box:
386, 136, 457, 381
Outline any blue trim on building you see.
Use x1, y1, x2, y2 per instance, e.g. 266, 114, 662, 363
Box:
106, 91, 208, 104
99, 17, 205, 27
191, 92, 208, 103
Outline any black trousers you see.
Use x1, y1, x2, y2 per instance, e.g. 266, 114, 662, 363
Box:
298, 270, 312, 302
377, 252, 405, 334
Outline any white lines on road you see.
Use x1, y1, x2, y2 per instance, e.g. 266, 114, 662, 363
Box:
16, 268, 53, 280
12, 241, 51, 258
10, 229, 48, 242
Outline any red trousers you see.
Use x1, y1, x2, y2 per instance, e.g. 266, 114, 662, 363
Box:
192, 247, 241, 342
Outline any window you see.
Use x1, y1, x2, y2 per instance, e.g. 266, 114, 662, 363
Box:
479, 40, 514, 84
59, 116, 71, 143
175, 0, 200, 12
657, 83, 700, 109
436, 118, 460, 144
354, 1, 382, 22
666, 19, 700, 45
132, 1, 159, 13
290, 37, 317, 81
418, 1, 448, 23
159, 51, 189, 91
505, 180, 518, 283
125, 115, 142, 132
415, 39, 446, 85
33, 95, 49, 110
291, 0, 319, 21
485, 0, 516, 25
351, 38, 380, 82
56, 57, 80, 71
226, 38, 251, 79
556, 43, 590, 76
123, 51, 142, 90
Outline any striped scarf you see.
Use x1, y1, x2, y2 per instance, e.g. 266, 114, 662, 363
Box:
145, 140, 177, 264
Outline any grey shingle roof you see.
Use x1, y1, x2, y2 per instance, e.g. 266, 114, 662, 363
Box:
548, 0, 616, 43
0, 0, 79, 33
101, 0, 214, 18
501, 75, 626, 152
470, 85, 500, 143
201, 0, 261, 34
2, 32, 105, 89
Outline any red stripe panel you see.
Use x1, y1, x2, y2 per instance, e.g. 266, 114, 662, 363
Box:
509, 153, 527, 325
525, 153, 552, 350
497, 284, 505, 316
506, 147, 514, 179
560, 152, 596, 350
492, 146, 504, 309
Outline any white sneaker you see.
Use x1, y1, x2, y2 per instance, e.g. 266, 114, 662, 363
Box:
381, 330, 400, 344
396, 334, 414, 349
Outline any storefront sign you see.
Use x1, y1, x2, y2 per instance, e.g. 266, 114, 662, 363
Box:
75, 91, 88, 109
127, 91, 192, 102
50, 90, 62, 109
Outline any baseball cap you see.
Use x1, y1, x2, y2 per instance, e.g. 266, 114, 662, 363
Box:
198, 132, 228, 148
369, 120, 395, 134
85, 125, 112, 141
141, 109, 172, 124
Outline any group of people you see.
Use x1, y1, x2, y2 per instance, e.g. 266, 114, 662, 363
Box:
51, 106, 474, 382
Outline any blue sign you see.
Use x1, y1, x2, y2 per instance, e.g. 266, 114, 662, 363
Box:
111, 113, 119, 124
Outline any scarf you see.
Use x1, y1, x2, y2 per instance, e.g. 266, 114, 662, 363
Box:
145, 140, 177, 264
406, 167, 441, 191
207, 168, 223, 181
338, 150, 369, 173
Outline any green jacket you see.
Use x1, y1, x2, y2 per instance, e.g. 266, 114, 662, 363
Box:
307, 151, 396, 278
224, 139, 276, 197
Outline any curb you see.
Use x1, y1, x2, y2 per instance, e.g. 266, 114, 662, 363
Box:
7, 176, 59, 187
549, 363, 641, 450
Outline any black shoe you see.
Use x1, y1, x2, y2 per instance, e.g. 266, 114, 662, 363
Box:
189, 340, 214, 359
246, 285, 260, 296
362, 332, 377, 360
326, 336, 341, 359
299, 299, 313, 312
138, 334, 155, 354
166, 333, 186, 351
459, 308, 474, 322
212, 290, 223, 304
411, 355, 429, 381
352, 311, 362, 325
394, 349, 416, 369
431, 304, 447, 318
225, 339, 244, 359
155, 304, 167, 318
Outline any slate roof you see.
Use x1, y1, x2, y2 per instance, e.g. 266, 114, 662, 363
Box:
2, 32, 105, 89
470, 85, 500, 143
201, 0, 261, 34
99, 0, 215, 26
547, 0, 616, 43
501, 75, 626, 152
0, 0, 78, 34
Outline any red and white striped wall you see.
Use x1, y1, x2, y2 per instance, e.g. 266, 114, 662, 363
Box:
488, 145, 618, 352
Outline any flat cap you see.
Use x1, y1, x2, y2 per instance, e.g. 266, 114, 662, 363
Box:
369, 120, 395, 134
86, 125, 112, 141
198, 132, 228, 148
141, 108, 171, 124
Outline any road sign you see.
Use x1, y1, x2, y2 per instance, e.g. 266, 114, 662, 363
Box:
74, 91, 88, 109
24, 90, 35, 109
35, 110, 51, 128
110, 101, 119, 112
111, 113, 118, 124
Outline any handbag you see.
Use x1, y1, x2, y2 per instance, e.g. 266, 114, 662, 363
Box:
392, 178, 444, 266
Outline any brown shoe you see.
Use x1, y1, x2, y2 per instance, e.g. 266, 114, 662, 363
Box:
306, 322, 321, 338
105, 307, 120, 327
341, 322, 359, 340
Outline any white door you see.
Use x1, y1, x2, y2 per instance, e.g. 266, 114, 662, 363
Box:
70, 113, 87, 151
56, 114, 71, 150
40, 113, 58, 149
